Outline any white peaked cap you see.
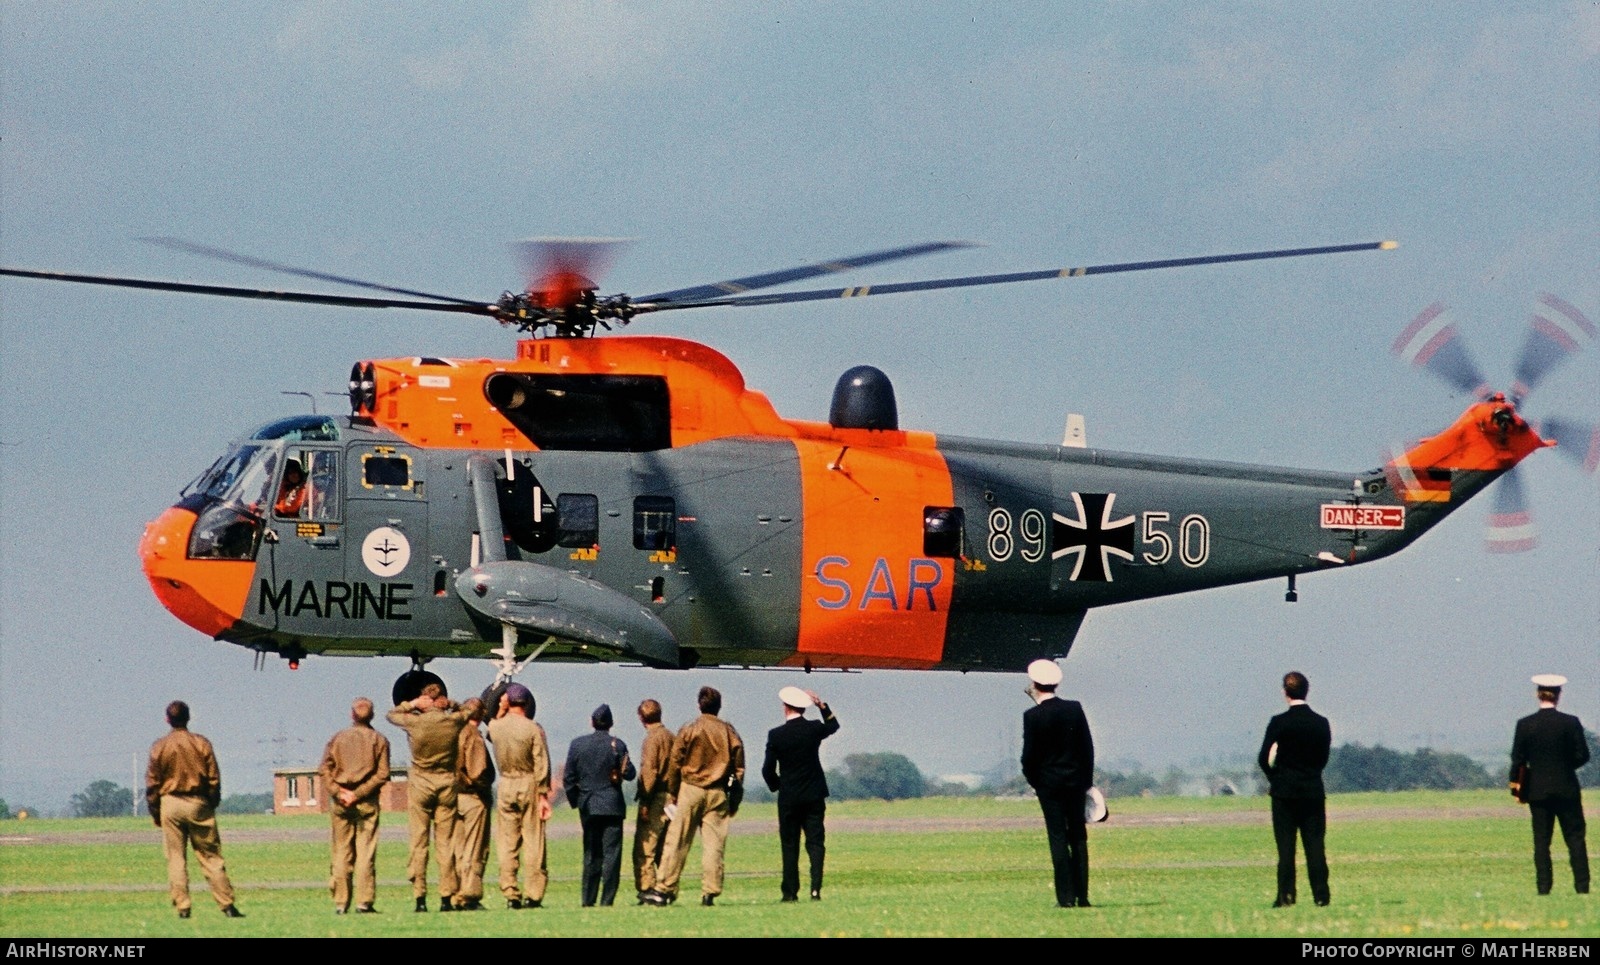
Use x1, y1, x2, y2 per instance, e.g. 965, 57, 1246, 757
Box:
1027, 659, 1063, 687
1531, 674, 1568, 688
779, 686, 811, 709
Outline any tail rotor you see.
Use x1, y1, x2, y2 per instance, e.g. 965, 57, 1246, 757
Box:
1392, 294, 1596, 553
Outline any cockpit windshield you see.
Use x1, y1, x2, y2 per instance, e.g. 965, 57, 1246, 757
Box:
184, 444, 280, 510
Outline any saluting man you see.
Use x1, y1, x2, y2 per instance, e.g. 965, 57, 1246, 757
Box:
387, 681, 472, 912
1511, 673, 1590, 895
452, 697, 495, 910
762, 686, 840, 902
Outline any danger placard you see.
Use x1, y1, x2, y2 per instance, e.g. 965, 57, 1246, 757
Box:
1320, 504, 1405, 530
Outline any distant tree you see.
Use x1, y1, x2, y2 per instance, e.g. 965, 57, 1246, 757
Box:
1325, 744, 1494, 793
837, 753, 925, 801
0, 799, 10, 820
71, 780, 133, 818
1580, 730, 1600, 789
218, 792, 275, 815
1097, 768, 1159, 799
1405, 749, 1495, 791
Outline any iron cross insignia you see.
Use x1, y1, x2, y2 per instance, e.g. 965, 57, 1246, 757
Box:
1052, 492, 1135, 582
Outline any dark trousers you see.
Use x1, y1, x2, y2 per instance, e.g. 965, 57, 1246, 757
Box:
778, 798, 826, 898
1037, 790, 1089, 907
579, 814, 624, 906
1529, 796, 1589, 894
1271, 795, 1329, 903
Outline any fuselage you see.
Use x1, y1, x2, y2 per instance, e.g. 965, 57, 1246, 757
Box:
138, 336, 1548, 672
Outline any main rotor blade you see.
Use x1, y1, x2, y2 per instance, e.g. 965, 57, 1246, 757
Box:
1511, 293, 1594, 402
1391, 302, 1491, 399
637, 241, 980, 304
0, 267, 497, 315
633, 240, 1395, 312
141, 237, 486, 306
1485, 467, 1536, 553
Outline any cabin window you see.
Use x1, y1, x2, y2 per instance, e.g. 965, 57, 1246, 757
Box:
362, 454, 412, 489
484, 373, 671, 452
633, 496, 676, 551
923, 506, 965, 558
558, 493, 600, 548
275, 449, 338, 521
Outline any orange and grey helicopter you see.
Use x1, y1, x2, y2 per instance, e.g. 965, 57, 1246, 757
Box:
4, 238, 1592, 700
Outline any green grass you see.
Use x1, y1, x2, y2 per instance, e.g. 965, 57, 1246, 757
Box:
1, 791, 1593, 937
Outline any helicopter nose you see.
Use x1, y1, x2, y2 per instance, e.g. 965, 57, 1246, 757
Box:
139, 506, 252, 637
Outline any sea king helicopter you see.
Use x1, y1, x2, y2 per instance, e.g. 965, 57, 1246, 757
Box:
4, 237, 1590, 701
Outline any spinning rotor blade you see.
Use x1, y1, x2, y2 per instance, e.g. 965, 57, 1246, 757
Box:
638, 241, 979, 304
1391, 302, 1491, 398
1538, 418, 1600, 474
1485, 467, 1537, 553
0, 267, 496, 315
141, 237, 486, 306
1511, 293, 1595, 402
632, 240, 1397, 312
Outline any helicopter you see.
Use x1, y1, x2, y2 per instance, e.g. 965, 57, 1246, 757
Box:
0, 236, 1574, 701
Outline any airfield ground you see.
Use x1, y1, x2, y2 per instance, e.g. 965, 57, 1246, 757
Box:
1, 790, 1594, 938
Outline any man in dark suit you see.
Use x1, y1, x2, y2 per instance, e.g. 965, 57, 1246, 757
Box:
1021, 659, 1095, 908
761, 686, 840, 902
1510, 674, 1590, 895
564, 704, 636, 907
1258, 670, 1332, 908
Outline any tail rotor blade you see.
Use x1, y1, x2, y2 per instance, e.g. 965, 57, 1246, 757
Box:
1392, 302, 1491, 398
1485, 468, 1537, 553
1538, 417, 1600, 474
1511, 293, 1595, 403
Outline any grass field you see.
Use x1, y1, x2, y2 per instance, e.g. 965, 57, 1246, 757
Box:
1, 790, 1594, 937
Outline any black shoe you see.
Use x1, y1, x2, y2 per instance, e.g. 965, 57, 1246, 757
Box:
524, 899, 542, 909
1273, 895, 1296, 908
177, 908, 191, 919
335, 907, 348, 915
440, 898, 453, 912
811, 890, 821, 901
781, 894, 798, 903
461, 899, 484, 911
508, 898, 523, 910
221, 905, 245, 918
641, 890, 670, 906
1314, 898, 1330, 907
356, 904, 377, 914
1076, 898, 1092, 908
701, 894, 715, 907
415, 896, 428, 913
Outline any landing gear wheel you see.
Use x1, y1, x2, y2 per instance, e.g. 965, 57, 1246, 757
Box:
392, 669, 445, 707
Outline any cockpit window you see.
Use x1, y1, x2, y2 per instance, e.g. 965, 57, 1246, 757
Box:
184, 444, 279, 509
251, 415, 340, 442
275, 449, 338, 521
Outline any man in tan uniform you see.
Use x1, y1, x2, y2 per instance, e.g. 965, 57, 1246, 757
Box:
386, 681, 471, 912
452, 697, 495, 910
632, 698, 673, 902
145, 700, 243, 919
644, 686, 744, 907
488, 682, 552, 909
319, 696, 390, 915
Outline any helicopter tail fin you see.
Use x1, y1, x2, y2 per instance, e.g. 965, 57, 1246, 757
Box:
1384, 395, 1554, 504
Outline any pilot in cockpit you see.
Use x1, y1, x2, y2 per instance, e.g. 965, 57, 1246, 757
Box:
274, 460, 307, 518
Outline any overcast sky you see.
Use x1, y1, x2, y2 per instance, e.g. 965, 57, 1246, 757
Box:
1, 2, 1595, 812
